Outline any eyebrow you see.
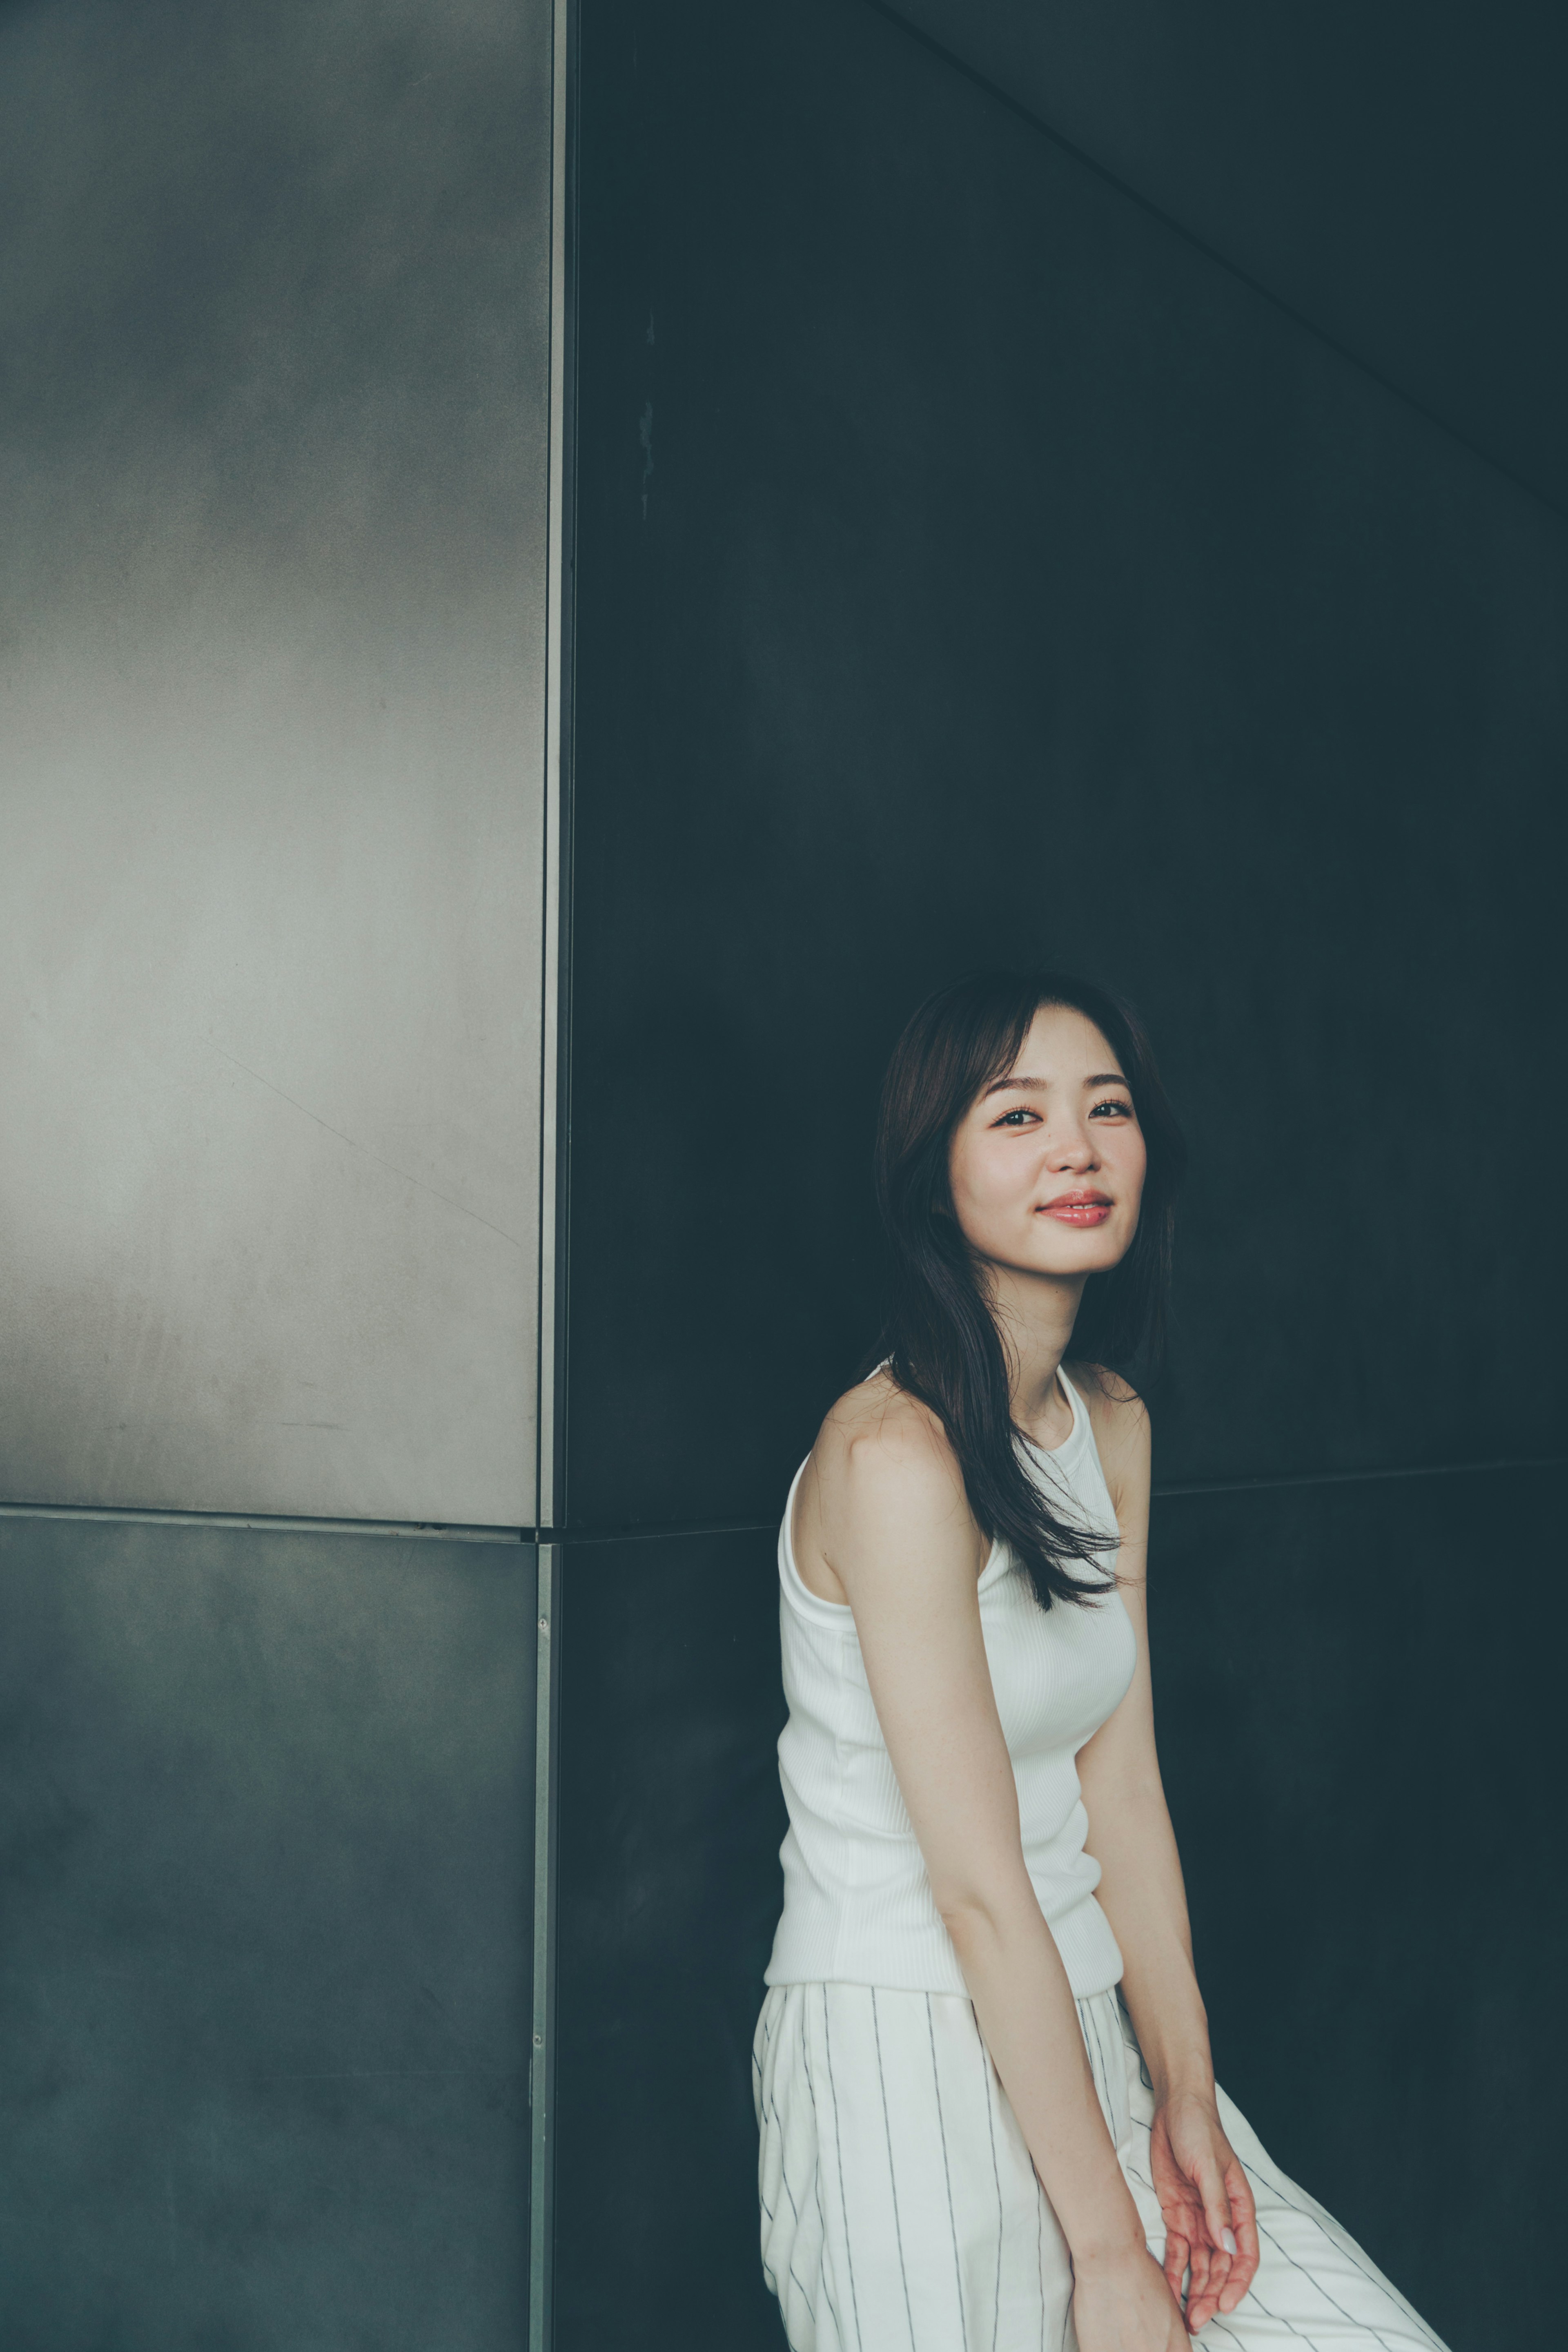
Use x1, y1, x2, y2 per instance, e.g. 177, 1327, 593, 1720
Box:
982, 1070, 1130, 1097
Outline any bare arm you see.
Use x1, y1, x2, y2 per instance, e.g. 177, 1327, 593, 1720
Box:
1075, 1387, 1213, 2102
1078, 1376, 1259, 2328
805, 1391, 1175, 2329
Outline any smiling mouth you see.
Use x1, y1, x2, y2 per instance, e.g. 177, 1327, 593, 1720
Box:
1037, 1192, 1113, 1226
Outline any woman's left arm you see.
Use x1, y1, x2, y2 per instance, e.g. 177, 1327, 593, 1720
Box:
1076, 1377, 1261, 2333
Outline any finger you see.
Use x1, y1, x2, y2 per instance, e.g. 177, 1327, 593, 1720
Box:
1186, 2253, 1227, 2335
1218, 2161, 1261, 2312
1162, 2225, 1191, 2303
1185, 2234, 1214, 2319
1194, 2174, 1232, 2283
1187, 2263, 1230, 2336
1196, 2157, 1236, 2265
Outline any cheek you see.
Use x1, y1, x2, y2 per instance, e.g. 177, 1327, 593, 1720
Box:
949, 1133, 1025, 1223
1115, 1132, 1149, 1204
958, 1139, 1038, 1217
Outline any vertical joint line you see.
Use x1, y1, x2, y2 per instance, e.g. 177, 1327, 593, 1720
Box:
531, 0, 575, 2340
537, 0, 577, 1537
529, 1541, 561, 2352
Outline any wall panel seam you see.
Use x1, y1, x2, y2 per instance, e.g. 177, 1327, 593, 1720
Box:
1153, 1451, 1568, 1499
12, 1455, 1546, 1545
528, 1540, 561, 2352
859, 0, 1566, 524
0, 1502, 531, 1543
531, 7, 576, 2345
536, 0, 579, 1537
531, 1450, 1568, 1547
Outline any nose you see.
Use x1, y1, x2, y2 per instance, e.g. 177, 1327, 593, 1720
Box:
1045, 1120, 1097, 1172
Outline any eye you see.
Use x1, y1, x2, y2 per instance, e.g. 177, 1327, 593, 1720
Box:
1088, 1096, 1134, 1120
991, 1106, 1041, 1128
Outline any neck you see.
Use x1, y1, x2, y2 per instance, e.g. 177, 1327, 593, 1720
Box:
982, 1261, 1086, 1434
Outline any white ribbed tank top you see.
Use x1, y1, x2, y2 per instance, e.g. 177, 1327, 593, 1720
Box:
765, 1368, 1136, 2000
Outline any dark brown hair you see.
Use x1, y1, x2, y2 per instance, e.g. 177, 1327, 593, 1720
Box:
870, 970, 1186, 1610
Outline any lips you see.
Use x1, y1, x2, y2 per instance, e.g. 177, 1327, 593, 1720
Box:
1038, 1190, 1113, 1226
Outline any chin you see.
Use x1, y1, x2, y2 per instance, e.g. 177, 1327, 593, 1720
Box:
1008, 1254, 1100, 1284
1036, 1235, 1129, 1276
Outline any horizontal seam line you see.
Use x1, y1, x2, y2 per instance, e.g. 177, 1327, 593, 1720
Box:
539, 1515, 776, 1548
1151, 1453, 1566, 1500
0, 1500, 528, 1543
858, 0, 1565, 524
550, 1452, 1563, 1542
2, 1458, 1555, 1548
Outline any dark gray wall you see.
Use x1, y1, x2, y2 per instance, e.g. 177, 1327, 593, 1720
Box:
562, 0, 1565, 1538
554, 0, 1566, 2344
1147, 1468, 1564, 2346
555, 1531, 786, 2346
0, 1516, 535, 2350
884, 0, 1568, 514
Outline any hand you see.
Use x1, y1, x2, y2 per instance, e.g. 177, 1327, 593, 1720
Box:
1148, 2089, 1260, 2331
1072, 2244, 1192, 2352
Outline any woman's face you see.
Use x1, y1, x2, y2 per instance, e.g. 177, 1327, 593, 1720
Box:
947, 1004, 1147, 1285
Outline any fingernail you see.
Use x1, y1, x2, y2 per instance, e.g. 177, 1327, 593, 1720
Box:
1221, 2228, 1237, 2256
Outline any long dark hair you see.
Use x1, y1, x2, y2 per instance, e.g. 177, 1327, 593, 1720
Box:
870, 970, 1186, 1610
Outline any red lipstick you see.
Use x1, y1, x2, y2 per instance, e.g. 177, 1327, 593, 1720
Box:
1038, 1189, 1112, 1227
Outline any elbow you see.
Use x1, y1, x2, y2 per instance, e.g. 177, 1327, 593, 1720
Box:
932, 1881, 1027, 1957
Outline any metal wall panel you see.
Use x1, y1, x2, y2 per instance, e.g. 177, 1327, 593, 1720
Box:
0, 1512, 535, 2349
0, 0, 555, 1525
568, 0, 1567, 1530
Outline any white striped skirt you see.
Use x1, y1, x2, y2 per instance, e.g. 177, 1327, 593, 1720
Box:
754, 1982, 1449, 2352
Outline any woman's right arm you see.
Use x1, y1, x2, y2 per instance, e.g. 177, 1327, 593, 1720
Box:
811, 1398, 1189, 2349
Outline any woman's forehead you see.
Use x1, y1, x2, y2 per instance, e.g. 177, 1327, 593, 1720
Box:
1004, 1003, 1121, 1077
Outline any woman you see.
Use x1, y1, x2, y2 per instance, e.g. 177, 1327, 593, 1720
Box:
754, 972, 1447, 2352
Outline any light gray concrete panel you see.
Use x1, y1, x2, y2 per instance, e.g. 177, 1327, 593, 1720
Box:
0, 0, 555, 1523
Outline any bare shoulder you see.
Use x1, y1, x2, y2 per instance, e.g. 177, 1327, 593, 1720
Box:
1067, 1363, 1151, 1514
792, 1371, 982, 1600
811, 1370, 964, 1514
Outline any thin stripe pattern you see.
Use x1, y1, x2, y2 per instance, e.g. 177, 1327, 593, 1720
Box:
871, 1989, 918, 2352
927, 1994, 972, 2352
755, 1984, 1451, 2351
